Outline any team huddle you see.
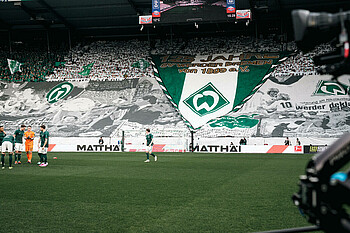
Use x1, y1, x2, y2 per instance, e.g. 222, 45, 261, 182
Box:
1, 126, 155, 168
0, 124, 49, 169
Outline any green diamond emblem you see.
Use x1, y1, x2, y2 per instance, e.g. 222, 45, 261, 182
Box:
46, 82, 74, 104
183, 82, 229, 117
314, 80, 348, 96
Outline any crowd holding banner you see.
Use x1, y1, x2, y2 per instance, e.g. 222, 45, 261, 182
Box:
0, 37, 347, 151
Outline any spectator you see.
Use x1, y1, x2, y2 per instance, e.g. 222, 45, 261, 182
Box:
99, 137, 104, 145
0, 43, 66, 82
1, 36, 330, 83
284, 137, 290, 146
239, 138, 245, 145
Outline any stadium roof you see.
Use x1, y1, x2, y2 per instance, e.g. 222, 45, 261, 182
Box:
0, 0, 350, 38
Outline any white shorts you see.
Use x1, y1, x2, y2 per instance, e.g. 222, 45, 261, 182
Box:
15, 143, 24, 152
38, 147, 48, 154
2, 141, 13, 153
146, 145, 153, 153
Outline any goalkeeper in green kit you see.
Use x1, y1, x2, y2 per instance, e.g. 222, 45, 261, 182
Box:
144, 129, 157, 163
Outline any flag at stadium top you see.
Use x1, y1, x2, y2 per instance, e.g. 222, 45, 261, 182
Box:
7, 59, 23, 75
132, 59, 150, 70
151, 53, 288, 130
78, 62, 94, 76
54, 61, 66, 67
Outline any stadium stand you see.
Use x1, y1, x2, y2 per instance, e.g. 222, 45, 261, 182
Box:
47, 40, 153, 81
0, 36, 334, 83
151, 35, 285, 55
271, 43, 334, 78
0, 43, 65, 82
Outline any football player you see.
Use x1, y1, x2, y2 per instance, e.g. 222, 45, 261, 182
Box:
144, 129, 157, 163
24, 126, 35, 163
13, 124, 25, 164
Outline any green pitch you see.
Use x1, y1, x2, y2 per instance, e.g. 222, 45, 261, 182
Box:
0, 152, 315, 232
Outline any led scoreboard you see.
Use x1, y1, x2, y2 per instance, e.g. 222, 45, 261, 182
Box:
151, 0, 236, 24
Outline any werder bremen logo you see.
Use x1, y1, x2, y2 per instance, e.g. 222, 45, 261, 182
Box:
183, 82, 229, 116
46, 82, 74, 104
314, 80, 349, 96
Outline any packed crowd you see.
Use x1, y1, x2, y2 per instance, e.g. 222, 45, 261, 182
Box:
0, 44, 65, 83
49, 36, 291, 81
271, 43, 334, 78
0, 36, 334, 82
47, 40, 153, 81
151, 35, 286, 55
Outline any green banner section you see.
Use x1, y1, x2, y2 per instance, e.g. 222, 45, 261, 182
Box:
151, 53, 289, 129
233, 53, 284, 107
54, 61, 66, 67
208, 115, 260, 129
132, 59, 150, 70
151, 55, 192, 105
78, 63, 94, 76
7, 59, 23, 74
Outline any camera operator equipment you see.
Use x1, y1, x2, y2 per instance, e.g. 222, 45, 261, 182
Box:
292, 133, 350, 233
292, 9, 350, 83
259, 134, 350, 233
257, 9, 350, 233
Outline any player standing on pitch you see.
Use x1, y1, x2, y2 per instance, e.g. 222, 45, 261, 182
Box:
24, 126, 35, 163
144, 129, 157, 163
1, 133, 15, 170
13, 124, 25, 164
0, 125, 6, 146
0, 126, 6, 166
38, 125, 49, 167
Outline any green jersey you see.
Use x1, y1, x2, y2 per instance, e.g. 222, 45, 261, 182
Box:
14, 129, 24, 143
2, 135, 15, 144
146, 133, 153, 146
0, 132, 6, 146
40, 131, 49, 148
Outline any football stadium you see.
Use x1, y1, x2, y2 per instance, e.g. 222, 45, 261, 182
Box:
1, 0, 350, 232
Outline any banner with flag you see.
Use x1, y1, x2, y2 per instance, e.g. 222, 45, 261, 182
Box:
151, 53, 288, 129
78, 63, 94, 76
7, 59, 23, 75
132, 59, 150, 70
54, 61, 66, 67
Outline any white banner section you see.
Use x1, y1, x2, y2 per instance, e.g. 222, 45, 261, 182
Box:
30, 137, 187, 152
21, 137, 332, 153
191, 145, 303, 153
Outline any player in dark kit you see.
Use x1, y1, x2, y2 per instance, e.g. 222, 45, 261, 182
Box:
0, 126, 6, 147
38, 125, 49, 167
13, 124, 25, 164
144, 129, 157, 163
1, 134, 15, 169
0, 126, 6, 167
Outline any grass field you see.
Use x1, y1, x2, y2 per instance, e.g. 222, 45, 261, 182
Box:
0, 152, 316, 232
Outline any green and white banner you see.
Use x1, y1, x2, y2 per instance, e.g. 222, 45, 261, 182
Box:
218, 74, 350, 138
7, 59, 23, 74
132, 59, 150, 70
78, 63, 94, 76
54, 61, 66, 67
151, 53, 286, 129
